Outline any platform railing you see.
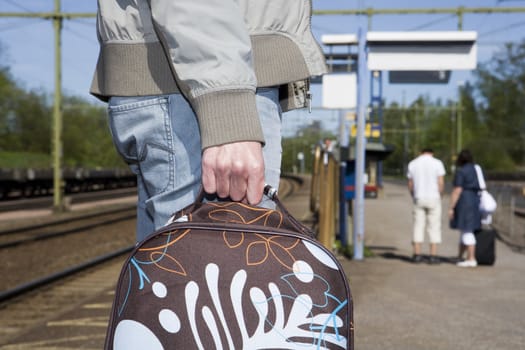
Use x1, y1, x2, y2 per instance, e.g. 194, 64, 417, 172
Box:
490, 184, 525, 251
310, 145, 340, 250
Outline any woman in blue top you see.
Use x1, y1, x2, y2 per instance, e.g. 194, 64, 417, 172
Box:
449, 149, 481, 267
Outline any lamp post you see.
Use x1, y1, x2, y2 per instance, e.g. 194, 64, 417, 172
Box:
457, 81, 464, 153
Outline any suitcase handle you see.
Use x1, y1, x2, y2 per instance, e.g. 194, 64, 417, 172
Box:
168, 185, 315, 238
193, 184, 281, 206
169, 185, 283, 222
263, 184, 278, 200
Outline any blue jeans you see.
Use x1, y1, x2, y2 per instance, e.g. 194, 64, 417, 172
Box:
108, 88, 282, 242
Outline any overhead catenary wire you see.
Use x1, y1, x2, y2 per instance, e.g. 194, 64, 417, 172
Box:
0, 18, 47, 33
69, 17, 96, 27
479, 18, 525, 36
408, 14, 458, 31
63, 21, 97, 45
1, 0, 34, 13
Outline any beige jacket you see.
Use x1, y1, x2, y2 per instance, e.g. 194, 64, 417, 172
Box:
91, 0, 327, 149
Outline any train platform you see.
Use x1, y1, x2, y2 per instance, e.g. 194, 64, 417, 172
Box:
1, 177, 525, 349
340, 181, 525, 350
285, 176, 525, 350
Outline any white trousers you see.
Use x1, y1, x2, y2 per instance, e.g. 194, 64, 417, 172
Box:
412, 198, 442, 244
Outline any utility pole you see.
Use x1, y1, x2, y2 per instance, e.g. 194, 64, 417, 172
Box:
52, 0, 64, 212
0, 5, 95, 212
402, 91, 409, 175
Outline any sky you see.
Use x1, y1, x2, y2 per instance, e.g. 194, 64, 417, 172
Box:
1, 0, 525, 136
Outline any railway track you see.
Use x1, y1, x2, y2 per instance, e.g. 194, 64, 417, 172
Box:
0, 176, 302, 347
0, 257, 128, 346
0, 205, 136, 293
0, 187, 137, 213
0, 201, 136, 345
0, 206, 135, 249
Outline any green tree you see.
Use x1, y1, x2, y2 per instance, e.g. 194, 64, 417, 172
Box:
0, 64, 51, 155
282, 121, 335, 174
0, 67, 21, 150
381, 101, 406, 175
381, 40, 525, 175
474, 40, 525, 170
13, 90, 52, 154
62, 96, 124, 168
0, 65, 123, 168
382, 98, 456, 175
0, 44, 124, 169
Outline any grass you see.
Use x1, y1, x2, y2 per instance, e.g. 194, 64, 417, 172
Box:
0, 151, 51, 169
335, 240, 375, 259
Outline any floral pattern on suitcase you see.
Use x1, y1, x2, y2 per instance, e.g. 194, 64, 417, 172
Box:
107, 202, 353, 349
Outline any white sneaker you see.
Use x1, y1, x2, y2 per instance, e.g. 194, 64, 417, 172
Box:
457, 259, 478, 267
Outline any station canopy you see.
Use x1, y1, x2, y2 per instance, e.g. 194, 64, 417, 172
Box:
319, 31, 478, 107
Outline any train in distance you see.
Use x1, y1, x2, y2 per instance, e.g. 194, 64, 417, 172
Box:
0, 168, 136, 200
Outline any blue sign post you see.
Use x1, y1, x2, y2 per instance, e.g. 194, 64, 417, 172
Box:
344, 160, 356, 200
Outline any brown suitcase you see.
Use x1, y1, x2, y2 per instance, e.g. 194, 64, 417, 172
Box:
105, 187, 353, 349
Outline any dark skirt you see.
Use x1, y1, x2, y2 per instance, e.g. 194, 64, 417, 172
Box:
450, 189, 481, 231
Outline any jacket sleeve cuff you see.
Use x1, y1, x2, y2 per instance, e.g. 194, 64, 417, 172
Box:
192, 89, 265, 150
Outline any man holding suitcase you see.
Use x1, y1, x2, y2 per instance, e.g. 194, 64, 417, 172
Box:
90, 0, 327, 241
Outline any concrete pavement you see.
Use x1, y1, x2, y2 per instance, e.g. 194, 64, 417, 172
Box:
330, 181, 525, 350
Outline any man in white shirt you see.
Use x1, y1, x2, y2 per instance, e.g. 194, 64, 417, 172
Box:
407, 148, 446, 264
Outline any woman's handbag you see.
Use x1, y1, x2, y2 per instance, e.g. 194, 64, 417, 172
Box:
474, 164, 497, 214
479, 189, 497, 213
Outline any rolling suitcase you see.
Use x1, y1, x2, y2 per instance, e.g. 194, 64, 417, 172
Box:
104, 187, 353, 349
475, 227, 496, 266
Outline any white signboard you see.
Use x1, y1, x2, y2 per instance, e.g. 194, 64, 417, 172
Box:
367, 31, 477, 71
322, 73, 357, 109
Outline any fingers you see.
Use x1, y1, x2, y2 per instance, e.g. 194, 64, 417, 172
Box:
201, 152, 217, 196
229, 162, 248, 201
202, 141, 264, 205
245, 170, 264, 204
